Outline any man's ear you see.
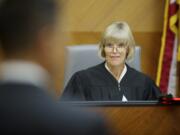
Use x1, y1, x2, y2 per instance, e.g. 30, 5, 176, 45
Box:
36, 26, 54, 48
35, 26, 54, 70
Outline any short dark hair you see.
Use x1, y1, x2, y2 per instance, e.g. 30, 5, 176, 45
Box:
0, 0, 57, 53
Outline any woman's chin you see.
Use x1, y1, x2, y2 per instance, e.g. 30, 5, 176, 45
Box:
109, 61, 124, 67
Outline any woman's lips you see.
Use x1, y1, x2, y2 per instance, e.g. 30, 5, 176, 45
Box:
110, 56, 120, 58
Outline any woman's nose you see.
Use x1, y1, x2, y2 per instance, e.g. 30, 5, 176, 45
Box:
112, 46, 118, 53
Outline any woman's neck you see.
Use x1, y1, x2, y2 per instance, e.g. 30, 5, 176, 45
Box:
106, 63, 125, 81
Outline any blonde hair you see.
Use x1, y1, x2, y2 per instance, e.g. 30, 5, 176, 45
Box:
99, 21, 135, 60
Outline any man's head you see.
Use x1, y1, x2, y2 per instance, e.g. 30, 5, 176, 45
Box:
0, 0, 57, 51
0, 0, 59, 72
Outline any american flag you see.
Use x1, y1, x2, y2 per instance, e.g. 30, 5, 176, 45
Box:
156, 0, 179, 97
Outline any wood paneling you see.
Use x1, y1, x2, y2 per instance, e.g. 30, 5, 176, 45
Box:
54, 0, 164, 95
62, 0, 164, 32
0, 0, 165, 96
90, 106, 180, 135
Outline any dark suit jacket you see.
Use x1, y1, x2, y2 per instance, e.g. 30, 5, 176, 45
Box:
0, 82, 108, 135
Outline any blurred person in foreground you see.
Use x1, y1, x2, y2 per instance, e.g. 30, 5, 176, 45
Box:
0, 0, 108, 134
62, 21, 161, 101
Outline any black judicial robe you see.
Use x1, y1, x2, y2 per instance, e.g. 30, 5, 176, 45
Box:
62, 62, 161, 101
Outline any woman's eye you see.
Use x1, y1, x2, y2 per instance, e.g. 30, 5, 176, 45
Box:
106, 44, 113, 48
118, 43, 124, 48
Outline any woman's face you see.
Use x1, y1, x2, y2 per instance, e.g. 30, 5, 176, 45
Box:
104, 42, 128, 67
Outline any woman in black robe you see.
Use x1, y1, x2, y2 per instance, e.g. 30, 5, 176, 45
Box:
62, 21, 161, 101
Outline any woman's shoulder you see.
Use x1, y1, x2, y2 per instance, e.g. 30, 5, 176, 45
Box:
73, 62, 105, 77
126, 64, 154, 82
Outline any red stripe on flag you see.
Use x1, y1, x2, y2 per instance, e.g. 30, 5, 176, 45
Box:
159, 1, 178, 93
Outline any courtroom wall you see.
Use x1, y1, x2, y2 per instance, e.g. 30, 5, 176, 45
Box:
0, 0, 165, 95
54, 0, 165, 95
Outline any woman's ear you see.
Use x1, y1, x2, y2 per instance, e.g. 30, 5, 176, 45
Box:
102, 47, 106, 58
126, 47, 129, 59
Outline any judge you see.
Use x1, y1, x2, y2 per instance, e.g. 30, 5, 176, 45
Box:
62, 21, 161, 101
